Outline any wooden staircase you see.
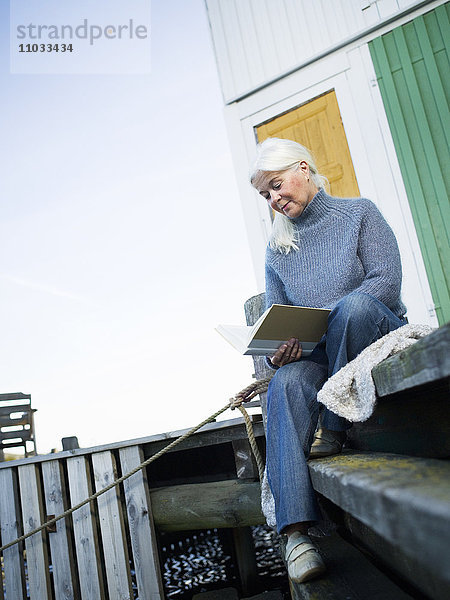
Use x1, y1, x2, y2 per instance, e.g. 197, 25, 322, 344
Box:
245, 294, 450, 600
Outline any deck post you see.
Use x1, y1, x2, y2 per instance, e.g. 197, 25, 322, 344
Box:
232, 526, 259, 596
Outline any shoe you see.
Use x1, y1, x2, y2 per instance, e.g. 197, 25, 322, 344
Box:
285, 532, 326, 583
309, 427, 346, 459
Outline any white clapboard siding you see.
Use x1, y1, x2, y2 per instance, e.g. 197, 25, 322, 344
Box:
0, 468, 26, 600
92, 451, 133, 600
42, 460, 78, 599
18, 464, 52, 599
67, 455, 106, 600
119, 446, 164, 600
205, 0, 425, 101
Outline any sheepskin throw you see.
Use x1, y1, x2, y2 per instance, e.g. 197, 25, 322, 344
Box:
261, 323, 433, 528
317, 323, 433, 422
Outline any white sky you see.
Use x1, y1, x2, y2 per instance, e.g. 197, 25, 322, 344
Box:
1, 0, 260, 454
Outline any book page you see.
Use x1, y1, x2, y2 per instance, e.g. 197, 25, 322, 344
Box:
215, 324, 251, 353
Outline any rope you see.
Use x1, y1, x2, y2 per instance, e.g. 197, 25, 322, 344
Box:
0, 375, 273, 554
229, 375, 273, 482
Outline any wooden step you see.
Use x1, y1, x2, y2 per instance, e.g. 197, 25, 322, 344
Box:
344, 512, 449, 600
372, 323, 450, 397
282, 531, 414, 599
348, 323, 450, 457
309, 451, 450, 597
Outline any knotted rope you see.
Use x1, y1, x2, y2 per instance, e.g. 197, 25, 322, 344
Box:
0, 374, 273, 554
229, 375, 273, 481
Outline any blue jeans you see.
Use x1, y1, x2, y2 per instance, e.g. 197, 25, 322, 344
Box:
266, 292, 406, 533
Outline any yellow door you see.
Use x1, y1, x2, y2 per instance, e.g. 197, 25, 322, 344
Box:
256, 90, 360, 198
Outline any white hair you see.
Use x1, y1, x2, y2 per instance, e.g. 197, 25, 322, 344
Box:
250, 138, 328, 253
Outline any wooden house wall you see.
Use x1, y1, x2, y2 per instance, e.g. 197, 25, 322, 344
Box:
205, 0, 425, 103
205, 0, 445, 326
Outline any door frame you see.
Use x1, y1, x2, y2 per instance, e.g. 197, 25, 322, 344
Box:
224, 43, 437, 325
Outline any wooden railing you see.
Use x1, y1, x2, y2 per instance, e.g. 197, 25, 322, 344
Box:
0, 415, 266, 600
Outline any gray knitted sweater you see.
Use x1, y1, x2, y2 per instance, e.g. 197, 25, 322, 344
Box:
265, 189, 406, 318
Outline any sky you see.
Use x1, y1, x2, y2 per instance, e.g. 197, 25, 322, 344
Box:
0, 0, 260, 454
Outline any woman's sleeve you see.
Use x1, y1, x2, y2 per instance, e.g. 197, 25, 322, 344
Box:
264, 260, 290, 370
355, 201, 403, 307
265, 260, 289, 309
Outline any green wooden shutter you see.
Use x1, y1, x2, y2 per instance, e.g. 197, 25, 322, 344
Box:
369, 3, 450, 325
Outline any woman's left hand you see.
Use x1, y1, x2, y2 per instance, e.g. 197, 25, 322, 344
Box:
270, 337, 302, 367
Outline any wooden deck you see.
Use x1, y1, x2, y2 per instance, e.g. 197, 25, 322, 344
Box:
1, 305, 449, 599
0, 415, 266, 600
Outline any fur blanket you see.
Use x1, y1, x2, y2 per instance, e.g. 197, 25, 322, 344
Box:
262, 323, 434, 528
316, 323, 433, 421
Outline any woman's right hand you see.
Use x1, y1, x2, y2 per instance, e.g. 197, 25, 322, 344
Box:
270, 338, 302, 367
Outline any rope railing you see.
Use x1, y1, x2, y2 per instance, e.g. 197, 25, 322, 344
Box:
0, 375, 273, 554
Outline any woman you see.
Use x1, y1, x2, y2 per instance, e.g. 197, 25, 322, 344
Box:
250, 138, 407, 583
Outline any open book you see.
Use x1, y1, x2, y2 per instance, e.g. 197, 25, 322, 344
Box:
216, 304, 330, 356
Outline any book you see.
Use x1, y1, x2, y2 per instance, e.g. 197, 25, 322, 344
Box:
215, 304, 330, 356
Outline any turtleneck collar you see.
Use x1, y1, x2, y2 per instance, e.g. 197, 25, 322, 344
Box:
291, 188, 333, 228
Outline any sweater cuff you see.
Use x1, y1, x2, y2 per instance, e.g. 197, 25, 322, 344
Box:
265, 356, 279, 370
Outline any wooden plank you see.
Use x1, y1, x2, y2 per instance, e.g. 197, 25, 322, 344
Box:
92, 451, 133, 599
42, 460, 79, 599
0, 468, 27, 600
415, 13, 450, 149
231, 526, 258, 596
119, 445, 164, 600
150, 479, 264, 531
393, 23, 449, 219
0, 416, 265, 470
0, 415, 32, 426
372, 323, 450, 396
0, 404, 32, 417
0, 429, 33, 441
141, 418, 264, 461
18, 464, 52, 599
308, 452, 450, 583
0, 393, 31, 401
244, 293, 272, 430
67, 456, 105, 600
281, 531, 413, 599
347, 385, 450, 458
345, 513, 449, 600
